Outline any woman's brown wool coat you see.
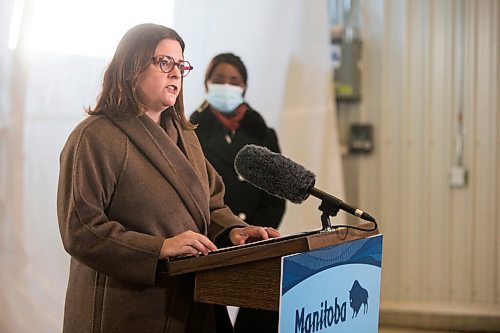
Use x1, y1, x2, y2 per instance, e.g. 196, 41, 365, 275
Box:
57, 113, 246, 332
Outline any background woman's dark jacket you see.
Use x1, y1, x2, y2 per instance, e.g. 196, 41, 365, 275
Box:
190, 104, 285, 229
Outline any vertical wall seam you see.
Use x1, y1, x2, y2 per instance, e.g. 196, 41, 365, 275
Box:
469, 0, 478, 303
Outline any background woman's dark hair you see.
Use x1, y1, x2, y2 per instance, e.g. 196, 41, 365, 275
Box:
88, 23, 195, 130
204, 53, 248, 86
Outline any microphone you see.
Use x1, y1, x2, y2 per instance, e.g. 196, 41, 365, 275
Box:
234, 144, 376, 223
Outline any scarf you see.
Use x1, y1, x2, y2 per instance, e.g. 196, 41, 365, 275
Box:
210, 103, 248, 131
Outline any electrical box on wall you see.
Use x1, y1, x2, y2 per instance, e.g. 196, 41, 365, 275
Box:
348, 123, 373, 153
449, 165, 468, 188
332, 39, 362, 102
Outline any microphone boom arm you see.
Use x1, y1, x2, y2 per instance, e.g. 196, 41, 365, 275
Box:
308, 187, 378, 232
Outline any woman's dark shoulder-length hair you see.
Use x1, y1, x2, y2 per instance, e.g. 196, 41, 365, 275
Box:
88, 23, 195, 130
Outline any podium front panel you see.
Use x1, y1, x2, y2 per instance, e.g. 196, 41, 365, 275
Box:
279, 234, 383, 333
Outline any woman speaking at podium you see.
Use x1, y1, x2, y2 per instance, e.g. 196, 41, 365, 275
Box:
57, 23, 279, 333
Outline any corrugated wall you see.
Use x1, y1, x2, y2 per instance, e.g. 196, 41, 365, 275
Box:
339, 0, 499, 330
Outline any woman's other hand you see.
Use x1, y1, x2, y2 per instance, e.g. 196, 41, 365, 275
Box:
229, 226, 281, 246
160, 230, 217, 259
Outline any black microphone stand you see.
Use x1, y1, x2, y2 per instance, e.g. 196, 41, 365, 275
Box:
316, 197, 378, 233
318, 200, 340, 232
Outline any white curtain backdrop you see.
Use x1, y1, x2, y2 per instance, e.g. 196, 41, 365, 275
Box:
0, 1, 343, 332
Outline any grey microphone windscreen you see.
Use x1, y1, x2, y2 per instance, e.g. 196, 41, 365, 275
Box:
234, 144, 316, 204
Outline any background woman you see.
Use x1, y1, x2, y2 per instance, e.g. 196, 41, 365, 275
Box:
190, 53, 285, 333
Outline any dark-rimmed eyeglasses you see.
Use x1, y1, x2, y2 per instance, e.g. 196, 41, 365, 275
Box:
151, 55, 193, 77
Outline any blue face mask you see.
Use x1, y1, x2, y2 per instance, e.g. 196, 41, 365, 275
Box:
206, 83, 244, 113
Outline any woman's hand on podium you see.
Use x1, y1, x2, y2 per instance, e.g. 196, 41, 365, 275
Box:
160, 230, 218, 259
229, 226, 281, 245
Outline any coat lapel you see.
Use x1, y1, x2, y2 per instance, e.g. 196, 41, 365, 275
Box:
109, 113, 210, 235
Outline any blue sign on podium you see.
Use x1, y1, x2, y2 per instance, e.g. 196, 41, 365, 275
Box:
279, 234, 383, 333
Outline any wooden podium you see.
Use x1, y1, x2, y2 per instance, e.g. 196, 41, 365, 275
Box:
160, 224, 378, 311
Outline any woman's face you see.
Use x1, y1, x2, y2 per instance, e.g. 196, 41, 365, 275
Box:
136, 38, 183, 113
207, 63, 246, 90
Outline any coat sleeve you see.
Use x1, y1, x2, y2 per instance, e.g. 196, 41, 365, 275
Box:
248, 129, 286, 229
204, 157, 248, 242
57, 120, 164, 286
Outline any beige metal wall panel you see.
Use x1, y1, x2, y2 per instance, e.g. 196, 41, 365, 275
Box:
378, 0, 405, 300
496, 1, 500, 307
470, 0, 498, 304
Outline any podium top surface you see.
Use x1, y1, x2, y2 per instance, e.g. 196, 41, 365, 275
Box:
163, 224, 378, 276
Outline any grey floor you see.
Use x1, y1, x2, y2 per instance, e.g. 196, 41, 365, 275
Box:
380, 328, 461, 333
